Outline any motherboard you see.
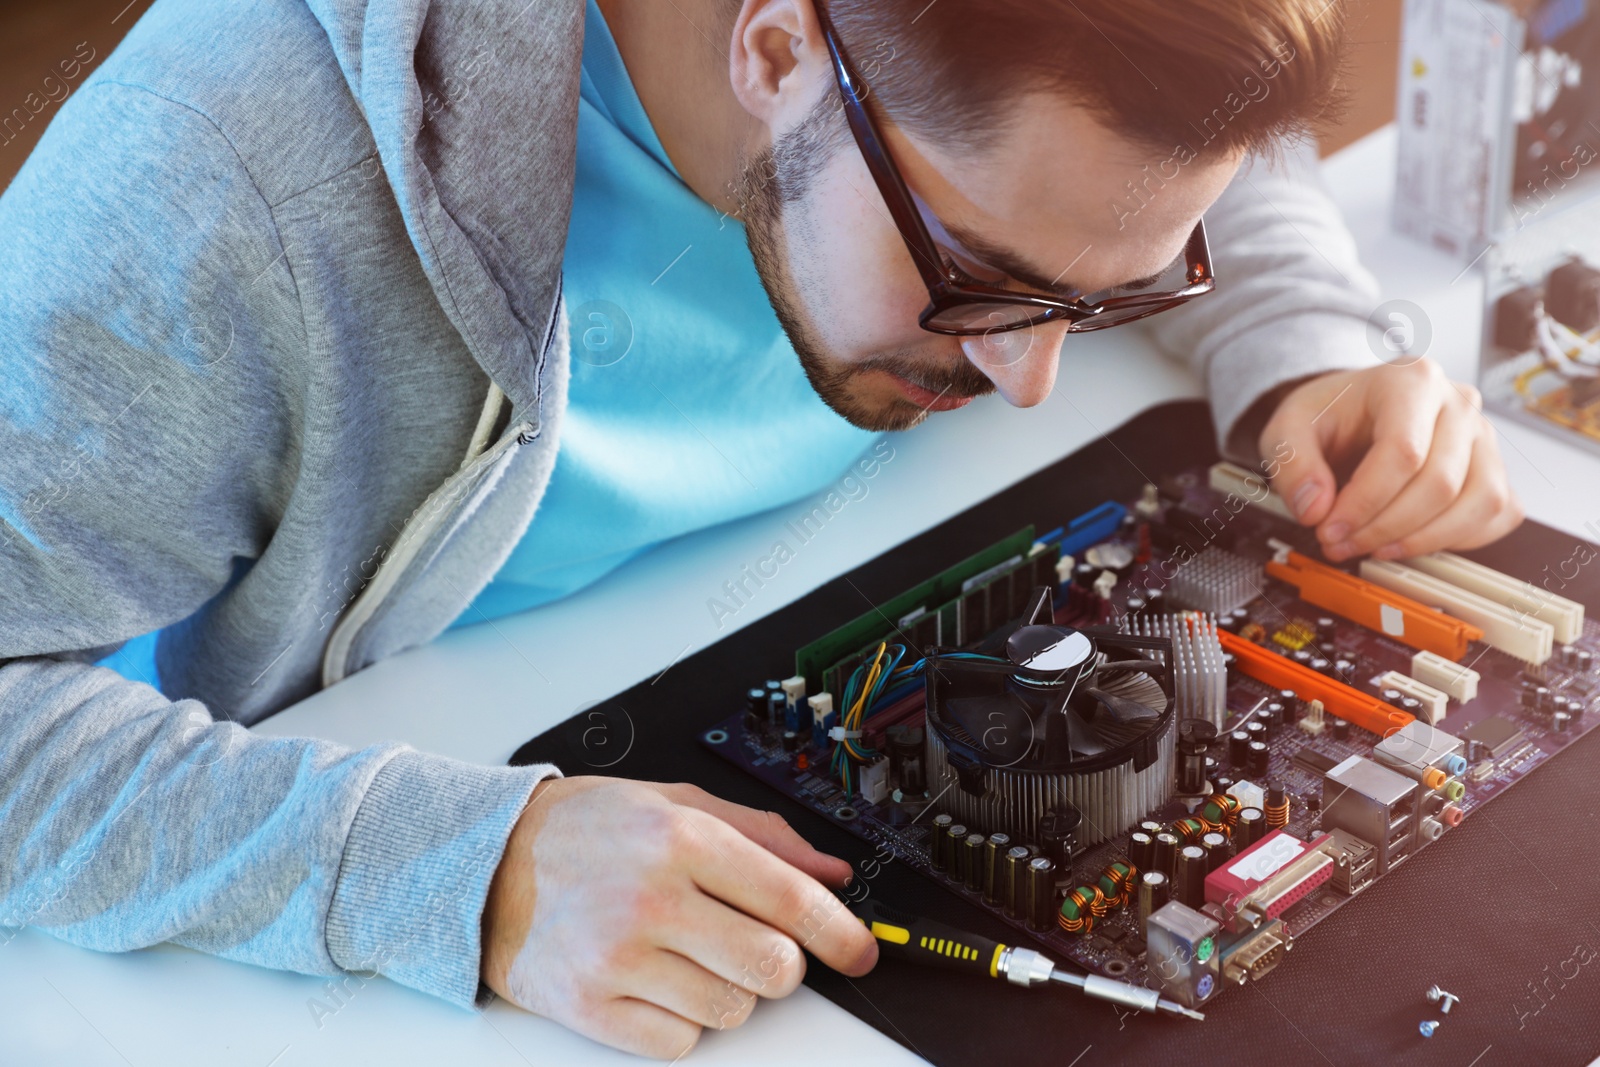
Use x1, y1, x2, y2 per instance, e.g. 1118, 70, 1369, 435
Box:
701, 462, 1599, 1012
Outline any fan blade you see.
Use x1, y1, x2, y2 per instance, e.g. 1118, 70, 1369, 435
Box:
946, 693, 1035, 764
1087, 686, 1162, 725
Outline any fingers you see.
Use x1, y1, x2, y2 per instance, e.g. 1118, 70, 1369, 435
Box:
1335, 391, 1478, 560
672, 805, 878, 977
657, 891, 807, 1000
620, 950, 759, 1032
658, 782, 854, 888
1258, 381, 1344, 527
566, 997, 702, 1061
1359, 431, 1525, 558
1319, 366, 1445, 560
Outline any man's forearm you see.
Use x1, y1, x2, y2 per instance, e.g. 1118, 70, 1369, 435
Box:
0, 656, 556, 1007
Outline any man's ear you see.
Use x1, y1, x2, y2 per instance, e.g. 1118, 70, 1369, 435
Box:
727, 0, 828, 125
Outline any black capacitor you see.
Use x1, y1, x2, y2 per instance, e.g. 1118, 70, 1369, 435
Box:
1146, 589, 1165, 608
1230, 730, 1251, 766
1332, 717, 1350, 741
744, 687, 767, 729
1309, 658, 1330, 677
1563, 644, 1582, 668
1200, 831, 1232, 873
1236, 806, 1267, 848
1551, 695, 1569, 720
886, 725, 926, 795
982, 833, 1012, 905
962, 834, 987, 891
1536, 685, 1553, 711
1073, 561, 1099, 589
1521, 685, 1541, 710
930, 814, 954, 871
1380, 687, 1402, 706
1175, 845, 1208, 909
1292, 650, 1313, 668
1572, 697, 1587, 722
1139, 819, 1165, 836
1153, 831, 1180, 877
1555, 711, 1573, 733
1245, 720, 1267, 746
1248, 740, 1270, 778
781, 730, 798, 752
1128, 831, 1155, 874
1334, 659, 1356, 683
1177, 719, 1218, 794
1026, 856, 1058, 932
1277, 688, 1298, 709
767, 690, 786, 726
1579, 650, 1594, 673
1214, 775, 1235, 793
1138, 870, 1170, 929
1039, 806, 1084, 869
944, 824, 969, 880
1231, 608, 1251, 627
1126, 595, 1147, 612
1400, 697, 1422, 717
1264, 702, 1285, 732
1316, 616, 1337, 638
1004, 845, 1032, 919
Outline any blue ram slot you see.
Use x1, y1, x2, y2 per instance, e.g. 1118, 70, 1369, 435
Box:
1038, 501, 1127, 557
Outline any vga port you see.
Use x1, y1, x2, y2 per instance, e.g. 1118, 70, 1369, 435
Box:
1221, 921, 1292, 985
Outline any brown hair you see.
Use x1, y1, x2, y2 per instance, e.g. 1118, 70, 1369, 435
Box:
822, 0, 1350, 157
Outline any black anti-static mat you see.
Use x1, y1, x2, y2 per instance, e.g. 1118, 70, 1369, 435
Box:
512, 400, 1600, 1067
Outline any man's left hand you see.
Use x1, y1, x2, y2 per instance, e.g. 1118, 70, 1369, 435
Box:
1257, 359, 1524, 563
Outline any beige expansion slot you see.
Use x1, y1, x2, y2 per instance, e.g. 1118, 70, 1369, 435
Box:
1408, 552, 1584, 646
1410, 650, 1480, 705
1208, 461, 1294, 521
1359, 559, 1556, 665
1375, 670, 1449, 725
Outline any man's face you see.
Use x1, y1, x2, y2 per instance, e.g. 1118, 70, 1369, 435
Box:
738, 88, 1245, 432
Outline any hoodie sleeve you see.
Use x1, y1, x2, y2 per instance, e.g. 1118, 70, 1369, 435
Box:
1141, 138, 1388, 463
0, 82, 556, 1008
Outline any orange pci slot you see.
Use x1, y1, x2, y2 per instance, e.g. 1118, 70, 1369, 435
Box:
1264, 551, 1482, 661
1217, 628, 1415, 738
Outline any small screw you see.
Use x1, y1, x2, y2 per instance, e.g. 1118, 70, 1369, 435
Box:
1419, 1020, 1440, 1038
1426, 985, 1461, 1014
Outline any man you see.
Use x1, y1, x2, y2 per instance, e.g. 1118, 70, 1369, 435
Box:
0, 0, 1520, 1059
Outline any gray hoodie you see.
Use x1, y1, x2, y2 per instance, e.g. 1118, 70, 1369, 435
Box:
0, 0, 1381, 1008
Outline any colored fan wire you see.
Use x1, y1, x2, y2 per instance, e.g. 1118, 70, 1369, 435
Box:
828, 642, 1005, 792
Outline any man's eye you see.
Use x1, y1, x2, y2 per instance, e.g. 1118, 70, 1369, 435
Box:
942, 256, 984, 285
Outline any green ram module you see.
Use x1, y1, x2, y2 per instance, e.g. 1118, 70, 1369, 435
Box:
795, 526, 1038, 693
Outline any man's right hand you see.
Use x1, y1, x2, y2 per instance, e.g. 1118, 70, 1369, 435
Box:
482, 776, 879, 1059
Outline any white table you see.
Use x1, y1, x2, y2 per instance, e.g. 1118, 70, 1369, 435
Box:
8, 125, 1600, 1067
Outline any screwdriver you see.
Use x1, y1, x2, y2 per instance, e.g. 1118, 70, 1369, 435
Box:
850, 898, 1204, 1021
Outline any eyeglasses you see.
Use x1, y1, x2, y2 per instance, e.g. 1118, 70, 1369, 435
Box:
815, 4, 1216, 337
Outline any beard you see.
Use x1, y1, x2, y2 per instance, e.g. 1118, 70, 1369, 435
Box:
735, 96, 996, 433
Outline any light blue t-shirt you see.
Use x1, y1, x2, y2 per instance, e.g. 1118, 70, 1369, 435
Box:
102, 0, 877, 688
455, 0, 879, 624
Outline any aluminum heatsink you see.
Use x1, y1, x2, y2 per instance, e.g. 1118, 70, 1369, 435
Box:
1167, 546, 1264, 616
1125, 613, 1228, 729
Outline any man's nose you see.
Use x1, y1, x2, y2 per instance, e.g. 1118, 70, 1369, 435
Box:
958, 320, 1067, 407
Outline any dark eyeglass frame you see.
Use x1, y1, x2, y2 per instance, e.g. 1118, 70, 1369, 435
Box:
814, 4, 1217, 337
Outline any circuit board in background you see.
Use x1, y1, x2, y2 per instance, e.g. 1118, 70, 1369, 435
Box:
702, 466, 1600, 998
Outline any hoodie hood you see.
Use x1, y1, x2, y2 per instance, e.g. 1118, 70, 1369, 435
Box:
305, 0, 584, 422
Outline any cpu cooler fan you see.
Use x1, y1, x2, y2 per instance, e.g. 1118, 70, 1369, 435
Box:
924, 587, 1177, 847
